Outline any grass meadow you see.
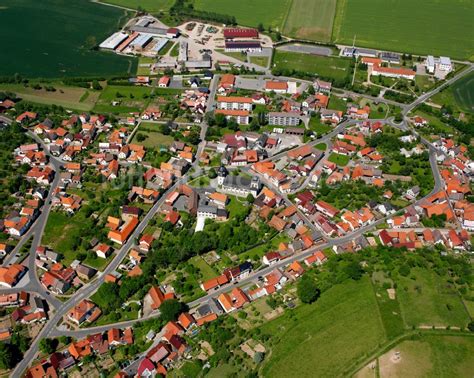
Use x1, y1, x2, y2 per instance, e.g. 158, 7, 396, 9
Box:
260, 277, 387, 377
332, 0, 474, 60
131, 123, 175, 149
396, 268, 470, 328
377, 336, 474, 377
93, 85, 154, 114
0, 83, 100, 111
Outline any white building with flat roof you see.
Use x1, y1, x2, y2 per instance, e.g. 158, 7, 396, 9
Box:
439, 56, 453, 72
425, 55, 435, 74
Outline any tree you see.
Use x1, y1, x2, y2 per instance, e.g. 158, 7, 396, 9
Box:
160, 299, 187, 322
297, 275, 320, 304
398, 264, 411, 277
246, 194, 255, 203
257, 23, 264, 32
136, 133, 148, 142
344, 260, 364, 280
253, 351, 265, 364
39, 338, 58, 355
94, 282, 121, 314
92, 80, 102, 90
208, 168, 217, 179
0, 343, 14, 369
307, 85, 315, 95
468, 321, 474, 332
214, 112, 226, 126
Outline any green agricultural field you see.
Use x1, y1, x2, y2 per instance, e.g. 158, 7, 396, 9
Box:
283, 0, 337, 42
261, 277, 387, 377
332, 0, 474, 60
273, 51, 351, 81
451, 71, 474, 113
194, 0, 291, 30
100, 0, 174, 12
396, 268, 470, 328
0, 0, 136, 78
377, 336, 474, 378
0, 83, 100, 111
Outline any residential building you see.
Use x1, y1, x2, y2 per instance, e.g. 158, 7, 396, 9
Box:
215, 109, 250, 125
217, 96, 253, 111
268, 112, 300, 126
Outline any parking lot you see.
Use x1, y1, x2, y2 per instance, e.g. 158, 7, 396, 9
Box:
276, 43, 333, 56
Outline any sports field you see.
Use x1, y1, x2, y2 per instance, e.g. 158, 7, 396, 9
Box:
0, 0, 136, 78
273, 51, 351, 81
282, 0, 337, 42
451, 71, 474, 113
260, 277, 387, 377
332, 0, 474, 60
194, 0, 291, 30
100, 0, 174, 12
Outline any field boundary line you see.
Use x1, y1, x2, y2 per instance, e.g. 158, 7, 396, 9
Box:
331, 0, 346, 42
280, 0, 294, 35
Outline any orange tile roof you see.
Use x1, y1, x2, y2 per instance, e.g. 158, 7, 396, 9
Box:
196, 313, 218, 326
265, 81, 287, 90
217, 96, 253, 103
215, 109, 249, 117
178, 312, 195, 329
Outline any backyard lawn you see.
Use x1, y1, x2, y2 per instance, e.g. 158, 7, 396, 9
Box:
226, 195, 250, 219
189, 256, 218, 281
42, 211, 90, 266
309, 117, 332, 136
328, 152, 350, 166
131, 124, 175, 149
